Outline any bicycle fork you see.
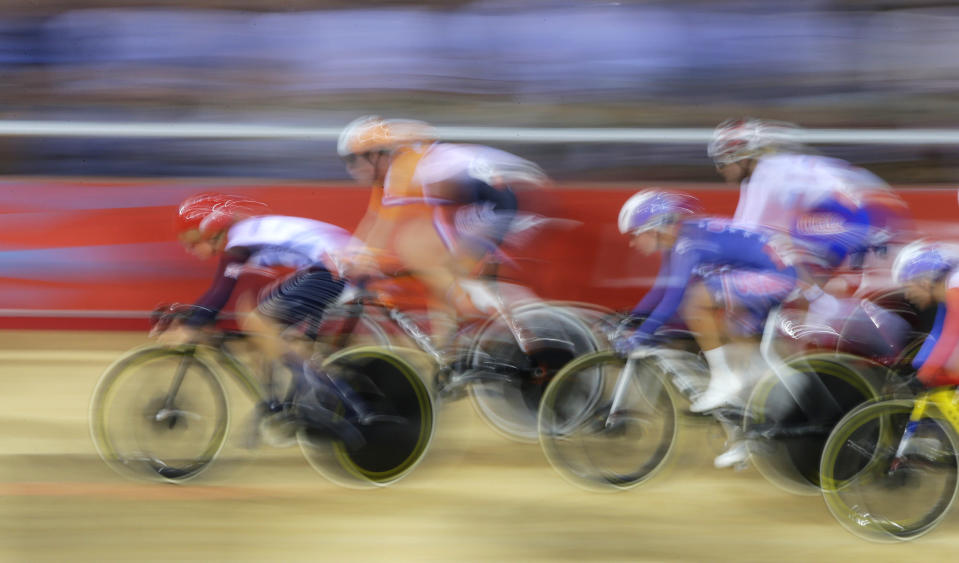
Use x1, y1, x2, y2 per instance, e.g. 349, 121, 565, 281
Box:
607, 351, 671, 428
891, 388, 959, 471
154, 347, 195, 429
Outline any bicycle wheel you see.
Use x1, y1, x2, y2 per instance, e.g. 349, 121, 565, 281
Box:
90, 345, 230, 482
298, 346, 434, 488
744, 353, 880, 494
538, 351, 680, 491
820, 400, 959, 541
468, 303, 599, 442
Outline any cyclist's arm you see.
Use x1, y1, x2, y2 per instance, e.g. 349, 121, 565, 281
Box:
629, 257, 670, 318
351, 185, 389, 250
633, 250, 695, 341
183, 247, 252, 327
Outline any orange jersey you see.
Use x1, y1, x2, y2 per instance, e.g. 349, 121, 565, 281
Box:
354, 143, 450, 276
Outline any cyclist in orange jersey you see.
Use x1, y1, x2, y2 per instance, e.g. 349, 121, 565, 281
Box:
337, 115, 546, 341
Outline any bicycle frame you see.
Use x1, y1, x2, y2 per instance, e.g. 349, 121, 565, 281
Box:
609, 347, 705, 424
166, 341, 273, 407
895, 387, 959, 461
328, 279, 550, 373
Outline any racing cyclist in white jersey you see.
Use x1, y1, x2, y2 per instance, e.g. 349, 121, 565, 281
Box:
159, 192, 380, 427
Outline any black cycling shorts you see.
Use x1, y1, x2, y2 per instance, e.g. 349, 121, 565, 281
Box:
257, 267, 346, 334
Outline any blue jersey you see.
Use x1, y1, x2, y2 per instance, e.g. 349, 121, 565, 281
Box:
631, 219, 796, 340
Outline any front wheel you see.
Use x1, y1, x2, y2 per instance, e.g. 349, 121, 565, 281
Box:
820, 399, 959, 541
297, 346, 435, 488
89, 346, 230, 482
538, 351, 680, 491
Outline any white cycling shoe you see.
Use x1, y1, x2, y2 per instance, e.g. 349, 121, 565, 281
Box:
689, 386, 745, 413
713, 441, 749, 469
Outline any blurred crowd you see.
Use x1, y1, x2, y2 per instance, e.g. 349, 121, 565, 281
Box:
0, 0, 957, 181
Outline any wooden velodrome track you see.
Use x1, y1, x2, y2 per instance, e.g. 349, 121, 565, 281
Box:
2, 330, 959, 562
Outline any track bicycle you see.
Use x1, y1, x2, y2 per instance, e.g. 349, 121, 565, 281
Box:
89, 316, 435, 488
538, 308, 886, 492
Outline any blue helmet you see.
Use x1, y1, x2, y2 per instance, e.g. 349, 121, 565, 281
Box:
891, 240, 958, 285
618, 189, 699, 236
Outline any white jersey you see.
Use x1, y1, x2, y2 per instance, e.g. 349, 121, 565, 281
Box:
412, 143, 546, 190
733, 153, 888, 233
225, 215, 354, 269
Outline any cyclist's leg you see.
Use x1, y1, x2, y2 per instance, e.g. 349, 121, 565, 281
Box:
247, 267, 379, 416
689, 269, 797, 466
683, 277, 763, 413
393, 212, 494, 350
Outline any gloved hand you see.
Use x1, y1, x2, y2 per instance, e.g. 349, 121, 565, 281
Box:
612, 331, 651, 356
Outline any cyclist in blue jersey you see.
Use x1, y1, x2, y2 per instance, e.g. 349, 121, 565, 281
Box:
616, 189, 799, 467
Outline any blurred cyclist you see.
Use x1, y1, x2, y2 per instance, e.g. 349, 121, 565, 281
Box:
893, 240, 959, 387
337, 115, 547, 340
160, 192, 379, 425
708, 117, 909, 312
616, 188, 799, 467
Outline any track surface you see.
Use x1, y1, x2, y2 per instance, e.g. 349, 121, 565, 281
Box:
2, 330, 958, 562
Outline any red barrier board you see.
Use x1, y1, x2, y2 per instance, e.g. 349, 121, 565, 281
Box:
0, 178, 953, 330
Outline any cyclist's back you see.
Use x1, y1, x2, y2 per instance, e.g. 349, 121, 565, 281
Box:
227, 215, 354, 270
633, 217, 796, 340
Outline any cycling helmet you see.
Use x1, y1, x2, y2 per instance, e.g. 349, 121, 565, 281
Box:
175, 192, 268, 238
617, 189, 700, 236
707, 118, 801, 166
337, 115, 435, 158
891, 240, 958, 285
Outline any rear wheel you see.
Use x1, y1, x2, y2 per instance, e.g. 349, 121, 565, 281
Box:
744, 353, 880, 494
298, 346, 434, 488
468, 303, 599, 442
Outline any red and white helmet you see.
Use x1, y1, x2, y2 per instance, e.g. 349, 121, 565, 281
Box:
707, 118, 801, 166
175, 192, 268, 238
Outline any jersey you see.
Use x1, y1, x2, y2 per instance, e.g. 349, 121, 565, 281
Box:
734, 153, 892, 270
353, 142, 436, 268
631, 219, 797, 341
225, 215, 353, 270
412, 142, 545, 205
186, 215, 353, 326
914, 269, 959, 386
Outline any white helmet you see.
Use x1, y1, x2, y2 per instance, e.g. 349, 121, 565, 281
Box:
337, 115, 435, 158
707, 118, 801, 166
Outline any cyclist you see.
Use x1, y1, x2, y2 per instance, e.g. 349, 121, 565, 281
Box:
160, 192, 378, 426
616, 188, 799, 467
336, 115, 547, 339
708, 117, 909, 310
893, 240, 959, 387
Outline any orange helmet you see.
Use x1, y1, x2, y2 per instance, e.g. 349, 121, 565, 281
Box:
175, 192, 268, 238
337, 115, 435, 157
